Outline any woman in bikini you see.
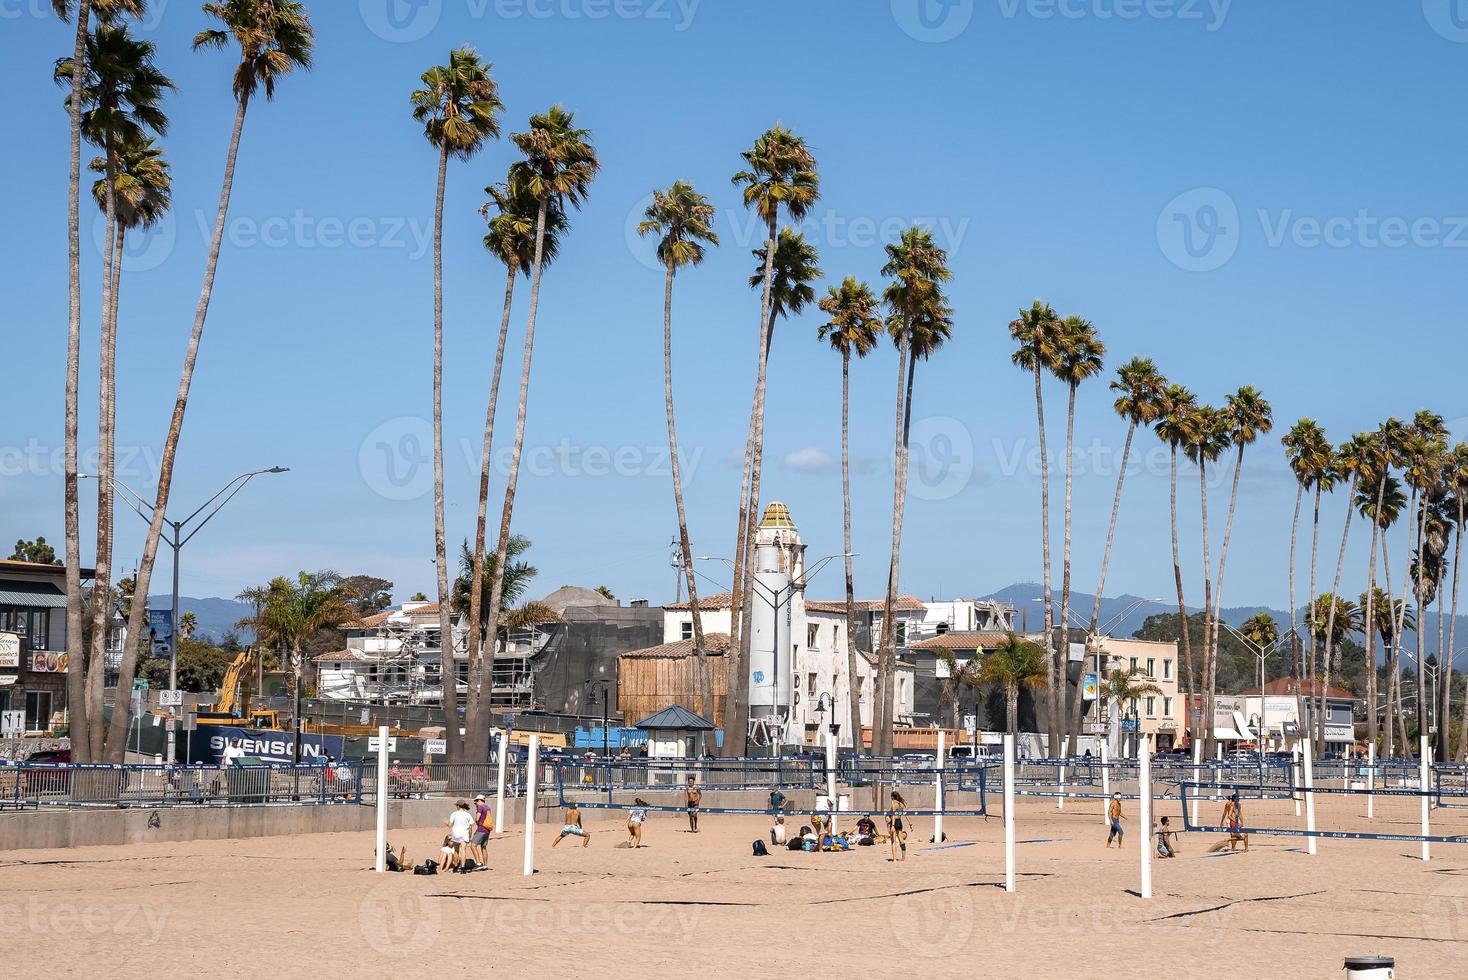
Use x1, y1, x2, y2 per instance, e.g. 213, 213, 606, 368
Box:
888, 791, 908, 862
627, 798, 650, 848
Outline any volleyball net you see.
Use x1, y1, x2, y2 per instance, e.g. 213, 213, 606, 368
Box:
1180, 777, 1468, 844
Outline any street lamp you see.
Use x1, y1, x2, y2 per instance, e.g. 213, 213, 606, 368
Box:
85, 466, 289, 762
1037, 596, 1164, 752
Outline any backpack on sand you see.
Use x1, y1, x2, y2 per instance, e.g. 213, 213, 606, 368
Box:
413, 859, 439, 876
752, 840, 769, 857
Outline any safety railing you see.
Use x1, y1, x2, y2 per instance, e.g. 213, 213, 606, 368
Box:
0, 760, 364, 809
358, 762, 531, 803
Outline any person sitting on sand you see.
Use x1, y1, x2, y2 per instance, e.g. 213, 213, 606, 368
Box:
627, 798, 649, 848
438, 834, 460, 872
555, 803, 591, 848
685, 778, 703, 834
855, 815, 877, 846
1155, 816, 1177, 859
385, 842, 409, 872
1106, 794, 1124, 848
788, 827, 808, 852
771, 812, 786, 846
888, 792, 909, 862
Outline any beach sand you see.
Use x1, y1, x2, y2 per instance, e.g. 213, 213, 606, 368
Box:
4, 797, 1466, 978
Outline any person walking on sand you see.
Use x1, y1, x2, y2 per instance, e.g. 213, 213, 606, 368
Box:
684, 777, 703, 834
627, 798, 649, 848
554, 803, 592, 848
471, 794, 493, 865
446, 799, 475, 863
887, 791, 909, 862
1208, 792, 1247, 853
1106, 794, 1125, 848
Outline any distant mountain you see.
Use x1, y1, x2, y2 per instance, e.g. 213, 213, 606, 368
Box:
145, 595, 253, 644
982, 582, 1457, 664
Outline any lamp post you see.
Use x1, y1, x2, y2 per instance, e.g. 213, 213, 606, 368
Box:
86, 466, 289, 762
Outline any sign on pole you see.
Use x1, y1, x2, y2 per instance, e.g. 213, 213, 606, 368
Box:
424, 738, 447, 756
367, 735, 397, 753
146, 609, 174, 660
159, 689, 183, 707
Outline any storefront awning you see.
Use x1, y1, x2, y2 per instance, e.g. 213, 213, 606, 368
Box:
0, 583, 66, 608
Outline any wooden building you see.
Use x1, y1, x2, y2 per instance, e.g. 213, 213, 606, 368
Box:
617, 633, 729, 727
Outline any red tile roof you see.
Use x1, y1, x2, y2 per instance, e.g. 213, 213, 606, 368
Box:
804, 595, 928, 614
909, 631, 1012, 651
620, 633, 732, 659
663, 592, 733, 612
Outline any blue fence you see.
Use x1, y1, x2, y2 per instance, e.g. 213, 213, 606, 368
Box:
0, 760, 364, 810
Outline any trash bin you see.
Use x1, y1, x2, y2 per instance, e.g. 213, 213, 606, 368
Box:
1343, 955, 1393, 979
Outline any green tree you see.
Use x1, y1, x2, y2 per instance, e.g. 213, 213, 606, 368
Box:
876, 227, 952, 758
451, 537, 537, 632
104, 0, 314, 764
253, 571, 356, 761
410, 45, 503, 766
10, 538, 61, 565
1102, 667, 1163, 756
640, 181, 720, 717
1010, 300, 1063, 753
1053, 315, 1106, 752
475, 106, 598, 764
1154, 383, 1199, 734
339, 575, 394, 616
728, 125, 819, 758
818, 276, 882, 750
974, 634, 1049, 736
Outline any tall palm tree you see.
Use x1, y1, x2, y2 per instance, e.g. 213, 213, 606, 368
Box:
104, 0, 313, 762
1283, 419, 1327, 683
451, 537, 537, 630
1396, 412, 1449, 747
410, 45, 503, 763
1207, 386, 1272, 749
465, 176, 568, 748
1184, 403, 1229, 755
935, 651, 983, 730
1009, 300, 1063, 754
974, 634, 1049, 736
1153, 383, 1198, 742
639, 181, 720, 717
877, 227, 952, 758
254, 571, 356, 762
1448, 444, 1468, 761
475, 106, 598, 762
53, 0, 142, 762
1316, 433, 1377, 747
1090, 358, 1167, 633
817, 276, 882, 750
1052, 315, 1106, 752
1361, 582, 1412, 755
728, 125, 819, 758
1356, 440, 1401, 754
59, 20, 173, 756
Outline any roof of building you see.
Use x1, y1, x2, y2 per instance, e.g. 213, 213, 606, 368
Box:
540, 585, 617, 616
759, 501, 796, 530
313, 649, 372, 663
804, 595, 928, 614
620, 633, 732, 659
0, 559, 96, 579
664, 592, 733, 612
345, 609, 396, 629
634, 705, 716, 731
909, 631, 1013, 651
1242, 678, 1357, 700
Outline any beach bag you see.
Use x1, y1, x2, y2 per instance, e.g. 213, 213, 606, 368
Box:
752, 840, 768, 857
456, 858, 478, 874
413, 860, 438, 876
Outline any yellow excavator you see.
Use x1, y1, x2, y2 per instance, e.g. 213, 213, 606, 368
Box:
194, 647, 287, 730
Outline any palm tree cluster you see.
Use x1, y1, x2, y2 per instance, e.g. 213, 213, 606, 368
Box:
52, 0, 313, 762
1286, 412, 1468, 761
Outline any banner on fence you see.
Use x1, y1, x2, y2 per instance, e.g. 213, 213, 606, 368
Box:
188, 726, 344, 765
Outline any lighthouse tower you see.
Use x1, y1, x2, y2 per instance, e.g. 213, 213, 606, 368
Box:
754, 501, 806, 584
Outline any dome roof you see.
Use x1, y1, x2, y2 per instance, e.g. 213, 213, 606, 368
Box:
759, 501, 796, 530
540, 585, 617, 615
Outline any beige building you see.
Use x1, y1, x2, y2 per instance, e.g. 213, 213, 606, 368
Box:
1093, 637, 1183, 752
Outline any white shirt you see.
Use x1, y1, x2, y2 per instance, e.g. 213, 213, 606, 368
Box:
449, 809, 474, 842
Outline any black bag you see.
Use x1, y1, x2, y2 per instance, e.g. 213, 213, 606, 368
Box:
413, 859, 438, 876
752, 840, 768, 857
456, 858, 478, 874
787, 838, 805, 852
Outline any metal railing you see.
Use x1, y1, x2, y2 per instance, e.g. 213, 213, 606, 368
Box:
0, 760, 364, 809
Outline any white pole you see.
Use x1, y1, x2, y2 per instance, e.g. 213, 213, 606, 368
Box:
495, 731, 509, 834
1190, 740, 1201, 829
934, 730, 946, 843
1420, 735, 1431, 862
1139, 737, 1152, 900
523, 734, 539, 877
1003, 732, 1015, 893
1366, 742, 1375, 821
1057, 757, 1066, 811
1292, 742, 1302, 817
826, 730, 839, 836
1302, 738, 1317, 856
374, 725, 389, 873
1099, 741, 1111, 827
1213, 742, 1222, 801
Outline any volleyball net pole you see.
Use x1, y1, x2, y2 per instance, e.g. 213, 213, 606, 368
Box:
1366, 742, 1375, 821
1302, 738, 1317, 855
523, 734, 539, 877
1190, 740, 1202, 828
1291, 742, 1301, 817
1004, 732, 1016, 893
1100, 741, 1112, 827
934, 730, 946, 843
1138, 737, 1152, 900
495, 731, 509, 835
826, 730, 839, 837
1420, 736, 1431, 862
374, 725, 389, 873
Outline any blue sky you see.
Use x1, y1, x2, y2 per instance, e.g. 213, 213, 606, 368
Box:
4, 1, 1467, 614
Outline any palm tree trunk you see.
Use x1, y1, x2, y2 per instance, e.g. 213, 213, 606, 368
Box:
1007, 684, 1019, 737
881, 345, 920, 752
427, 145, 461, 763
1364, 484, 1381, 754
1412, 493, 1428, 742
86, 215, 123, 754
877, 328, 912, 758
63, 0, 93, 762
1031, 364, 1057, 757
104, 90, 252, 761
1059, 382, 1078, 755
1288, 483, 1303, 682
1441, 507, 1459, 762
478, 197, 551, 766
1320, 473, 1358, 751
1198, 457, 1214, 758
662, 259, 710, 719
840, 350, 863, 752
1209, 445, 1246, 753
1381, 528, 1405, 756
726, 219, 778, 758
1168, 445, 1196, 746
1090, 421, 1136, 634
462, 263, 519, 766
1308, 483, 1322, 752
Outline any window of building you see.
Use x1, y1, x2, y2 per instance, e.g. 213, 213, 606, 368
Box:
807, 672, 816, 697
25, 690, 52, 732
1129, 657, 1138, 673
808, 624, 819, 648
1146, 657, 1155, 678
834, 624, 842, 648
1163, 697, 1173, 716
680, 621, 693, 641
1163, 659, 1172, 680
896, 620, 907, 647
1146, 696, 1156, 717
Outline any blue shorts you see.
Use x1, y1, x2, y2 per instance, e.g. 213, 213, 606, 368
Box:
1109, 819, 1123, 836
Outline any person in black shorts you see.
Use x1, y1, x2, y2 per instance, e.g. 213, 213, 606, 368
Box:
685, 777, 702, 833
888, 791, 908, 861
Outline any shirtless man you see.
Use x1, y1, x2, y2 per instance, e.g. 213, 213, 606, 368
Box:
1106, 794, 1125, 848
684, 777, 703, 834
1208, 793, 1248, 853
554, 803, 592, 848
